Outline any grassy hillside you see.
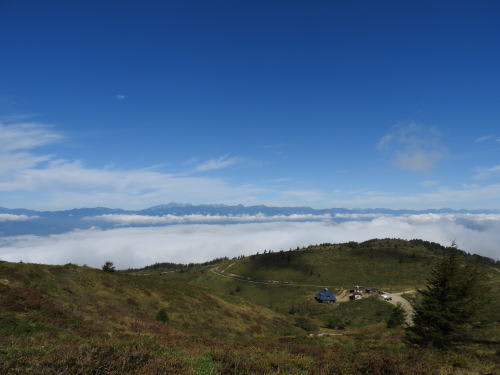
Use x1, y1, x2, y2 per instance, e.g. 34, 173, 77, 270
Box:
152, 239, 500, 322
1, 238, 499, 374
0, 261, 301, 339
224, 239, 498, 289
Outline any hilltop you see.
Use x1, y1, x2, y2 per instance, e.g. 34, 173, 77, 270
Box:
219, 238, 499, 288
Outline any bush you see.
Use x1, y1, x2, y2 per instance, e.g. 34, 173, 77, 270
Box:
327, 317, 349, 330
387, 303, 406, 328
294, 316, 318, 332
156, 308, 169, 323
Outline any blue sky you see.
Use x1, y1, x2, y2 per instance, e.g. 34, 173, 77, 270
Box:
1, 0, 500, 209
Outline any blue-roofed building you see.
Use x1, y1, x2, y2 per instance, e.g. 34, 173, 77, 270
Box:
315, 288, 336, 303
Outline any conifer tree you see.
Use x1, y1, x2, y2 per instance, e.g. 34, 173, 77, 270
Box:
406, 253, 490, 349
102, 261, 115, 272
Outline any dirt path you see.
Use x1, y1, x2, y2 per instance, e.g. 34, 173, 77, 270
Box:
386, 291, 415, 325
211, 264, 343, 289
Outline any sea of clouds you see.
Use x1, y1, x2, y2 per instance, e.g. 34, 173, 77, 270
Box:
0, 213, 499, 269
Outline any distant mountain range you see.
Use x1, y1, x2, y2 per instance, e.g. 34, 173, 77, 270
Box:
1, 203, 500, 236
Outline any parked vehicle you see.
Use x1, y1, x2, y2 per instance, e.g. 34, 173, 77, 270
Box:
379, 293, 392, 301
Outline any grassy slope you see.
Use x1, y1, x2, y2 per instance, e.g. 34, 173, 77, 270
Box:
0, 261, 301, 340
155, 239, 500, 330
226, 239, 452, 289
1, 239, 500, 374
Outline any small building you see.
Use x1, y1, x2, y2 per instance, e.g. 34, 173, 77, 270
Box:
315, 288, 336, 303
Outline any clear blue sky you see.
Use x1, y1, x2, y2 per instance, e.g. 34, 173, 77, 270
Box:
1, 0, 499, 209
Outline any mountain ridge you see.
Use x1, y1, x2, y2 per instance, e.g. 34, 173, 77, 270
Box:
2, 203, 500, 237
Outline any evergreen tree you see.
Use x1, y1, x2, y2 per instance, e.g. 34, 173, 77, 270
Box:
387, 303, 406, 328
406, 253, 490, 349
101, 261, 115, 272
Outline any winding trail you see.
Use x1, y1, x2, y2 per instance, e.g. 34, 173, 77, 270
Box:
211, 263, 344, 289
385, 291, 415, 325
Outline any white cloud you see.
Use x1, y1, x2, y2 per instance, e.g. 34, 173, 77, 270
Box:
474, 165, 500, 179
89, 213, 332, 225
475, 135, 493, 143
0, 214, 38, 222
192, 155, 240, 173
333, 213, 391, 219
0, 122, 261, 209
0, 122, 62, 152
395, 150, 443, 172
281, 189, 326, 203
1, 214, 499, 269
421, 180, 439, 187
115, 94, 126, 100
0, 159, 265, 209
0, 152, 51, 175
1, 119, 500, 210
378, 123, 445, 172
330, 183, 500, 209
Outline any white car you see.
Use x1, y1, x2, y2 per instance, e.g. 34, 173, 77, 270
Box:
380, 294, 392, 301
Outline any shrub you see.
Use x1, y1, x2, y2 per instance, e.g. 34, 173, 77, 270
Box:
387, 303, 406, 328
156, 308, 169, 323
294, 316, 318, 332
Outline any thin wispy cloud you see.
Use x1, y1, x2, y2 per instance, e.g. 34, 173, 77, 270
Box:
282, 189, 325, 203
421, 180, 439, 187
475, 135, 493, 143
0, 122, 260, 209
330, 183, 500, 209
0, 122, 62, 152
474, 165, 500, 180
1, 119, 500, 209
377, 123, 445, 172
192, 155, 240, 172
115, 94, 126, 100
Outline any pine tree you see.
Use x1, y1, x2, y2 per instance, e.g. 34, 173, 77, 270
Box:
102, 261, 115, 272
406, 253, 490, 349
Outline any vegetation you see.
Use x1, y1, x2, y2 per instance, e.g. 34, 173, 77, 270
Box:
155, 308, 169, 323
125, 257, 229, 273
226, 239, 464, 289
294, 316, 319, 332
407, 253, 492, 349
387, 303, 407, 328
1, 238, 499, 374
320, 297, 394, 329
101, 261, 115, 272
